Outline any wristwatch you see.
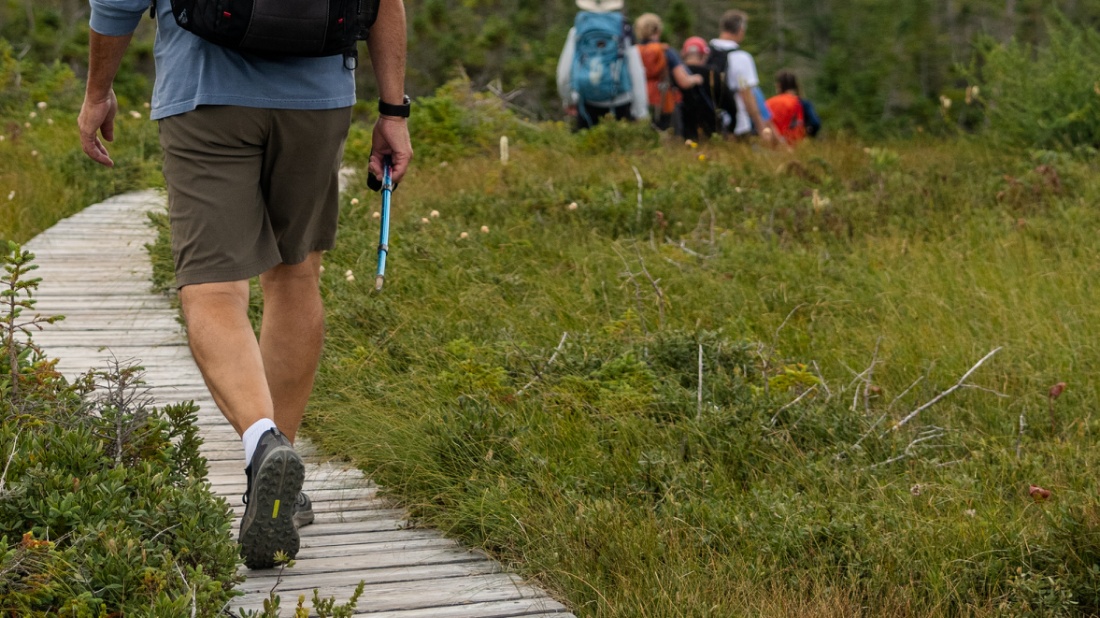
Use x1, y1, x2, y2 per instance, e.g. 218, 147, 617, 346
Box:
378, 95, 411, 118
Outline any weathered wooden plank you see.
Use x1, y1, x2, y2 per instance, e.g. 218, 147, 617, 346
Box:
232, 573, 541, 612
239, 547, 489, 579
236, 561, 500, 593
295, 529, 445, 549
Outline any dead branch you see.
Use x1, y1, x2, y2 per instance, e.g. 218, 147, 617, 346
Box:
613, 246, 649, 340
516, 332, 569, 396
1015, 406, 1027, 459
773, 303, 808, 344
666, 239, 709, 258
631, 165, 644, 229
867, 426, 947, 470
885, 347, 1002, 435
696, 344, 704, 420
0, 429, 20, 493
810, 360, 832, 401
889, 375, 925, 410
633, 245, 665, 328
769, 384, 819, 426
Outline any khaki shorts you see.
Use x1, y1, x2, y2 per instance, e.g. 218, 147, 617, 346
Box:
159, 105, 352, 287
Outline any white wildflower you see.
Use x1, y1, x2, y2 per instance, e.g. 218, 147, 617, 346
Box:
430, 210, 440, 218
372, 211, 380, 219
129, 110, 142, 119
567, 202, 578, 211
7, 191, 14, 201
36, 101, 47, 110
350, 198, 359, 205
28, 111, 36, 119
480, 225, 489, 233
459, 232, 469, 239
421, 217, 430, 224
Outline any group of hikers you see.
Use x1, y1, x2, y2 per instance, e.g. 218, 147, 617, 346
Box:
556, 0, 821, 145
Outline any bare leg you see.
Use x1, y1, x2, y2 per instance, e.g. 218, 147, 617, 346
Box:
180, 281, 274, 436
258, 252, 324, 443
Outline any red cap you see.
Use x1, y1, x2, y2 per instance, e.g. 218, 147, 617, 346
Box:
681, 36, 709, 57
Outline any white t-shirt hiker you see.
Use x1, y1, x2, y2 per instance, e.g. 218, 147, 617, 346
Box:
709, 38, 759, 136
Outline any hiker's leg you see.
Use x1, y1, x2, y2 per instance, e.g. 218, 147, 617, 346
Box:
257, 252, 324, 443
180, 281, 275, 437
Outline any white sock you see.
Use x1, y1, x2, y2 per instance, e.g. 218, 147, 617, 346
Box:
242, 418, 278, 465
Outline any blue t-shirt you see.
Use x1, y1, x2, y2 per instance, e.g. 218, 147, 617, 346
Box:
89, 0, 356, 120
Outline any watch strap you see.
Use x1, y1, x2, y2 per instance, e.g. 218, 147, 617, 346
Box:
378, 96, 411, 118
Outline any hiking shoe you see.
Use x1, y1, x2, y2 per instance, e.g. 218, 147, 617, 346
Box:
239, 428, 305, 569
292, 491, 315, 529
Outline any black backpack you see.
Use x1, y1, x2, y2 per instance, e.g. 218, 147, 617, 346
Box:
155, 0, 381, 68
704, 47, 740, 135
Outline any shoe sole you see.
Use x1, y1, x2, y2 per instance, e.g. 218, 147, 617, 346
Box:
239, 446, 305, 569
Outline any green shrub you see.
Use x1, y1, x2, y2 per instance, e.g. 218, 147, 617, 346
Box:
973, 13, 1100, 150
0, 242, 242, 615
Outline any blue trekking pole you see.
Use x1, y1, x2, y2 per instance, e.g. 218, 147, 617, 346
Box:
375, 156, 393, 292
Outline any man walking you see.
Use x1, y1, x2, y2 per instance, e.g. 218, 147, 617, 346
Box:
709, 9, 778, 143
79, 0, 413, 569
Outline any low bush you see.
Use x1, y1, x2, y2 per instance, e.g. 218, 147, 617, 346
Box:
972, 13, 1100, 150
0, 242, 241, 615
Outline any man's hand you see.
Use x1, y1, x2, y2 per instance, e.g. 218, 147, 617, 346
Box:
79, 89, 119, 167
369, 116, 412, 185
81, 30, 133, 169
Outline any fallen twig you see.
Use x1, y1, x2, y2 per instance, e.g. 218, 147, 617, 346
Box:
696, 344, 703, 420
1015, 406, 1026, 459
633, 245, 665, 328
811, 360, 831, 401
885, 347, 1002, 435
774, 303, 808, 344
516, 332, 569, 395
631, 165, 644, 229
889, 375, 925, 410
867, 426, 947, 469
770, 384, 818, 426
0, 429, 20, 494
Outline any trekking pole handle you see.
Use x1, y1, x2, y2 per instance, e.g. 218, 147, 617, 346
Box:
375, 156, 393, 291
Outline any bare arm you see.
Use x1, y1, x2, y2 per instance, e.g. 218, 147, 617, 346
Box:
671, 64, 702, 90
366, 0, 413, 184
79, 30, 133, 167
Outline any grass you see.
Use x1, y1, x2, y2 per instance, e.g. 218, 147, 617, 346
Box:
15, 73, 1100, 615
304, 116, 1100, 617
0, 101, 163, 245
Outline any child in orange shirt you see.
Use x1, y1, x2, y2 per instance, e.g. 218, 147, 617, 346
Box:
766, 71, 820, 144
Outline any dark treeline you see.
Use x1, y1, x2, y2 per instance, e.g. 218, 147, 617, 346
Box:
3, 0, 1099, 135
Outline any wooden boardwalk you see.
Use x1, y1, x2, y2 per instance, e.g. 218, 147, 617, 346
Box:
25, 191, 575, 617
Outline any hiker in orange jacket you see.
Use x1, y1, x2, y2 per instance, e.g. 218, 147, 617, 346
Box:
634, 13, 702, 131
766, 70, 822, 145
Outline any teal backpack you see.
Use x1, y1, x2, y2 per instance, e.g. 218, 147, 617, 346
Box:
570, 11, 632, 107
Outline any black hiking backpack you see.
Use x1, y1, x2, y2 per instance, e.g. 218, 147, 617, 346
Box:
704, 47, 740, 135
155, 0, 381, 68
